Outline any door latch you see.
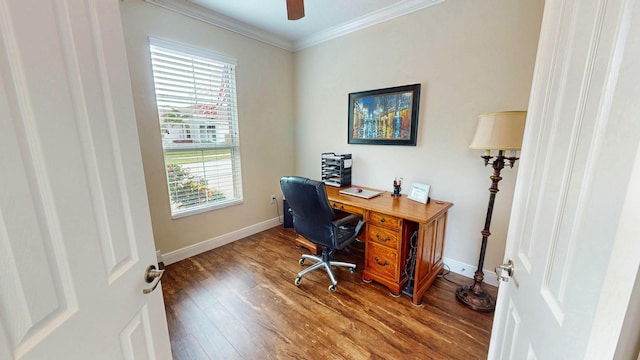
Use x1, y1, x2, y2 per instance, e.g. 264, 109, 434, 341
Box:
142, 265, 165, 294
495, 260, 514, 282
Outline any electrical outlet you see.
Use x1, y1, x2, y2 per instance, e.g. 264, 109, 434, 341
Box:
270, 195, 276, 204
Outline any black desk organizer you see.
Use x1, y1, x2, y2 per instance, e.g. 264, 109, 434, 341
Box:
321, 152, 352, 187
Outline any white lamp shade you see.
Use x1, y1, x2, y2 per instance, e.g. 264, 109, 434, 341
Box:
469, 111, 526, 150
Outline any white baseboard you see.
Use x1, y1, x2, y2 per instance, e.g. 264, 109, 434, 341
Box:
442, 256, 499, 287
161, 217, 281, 265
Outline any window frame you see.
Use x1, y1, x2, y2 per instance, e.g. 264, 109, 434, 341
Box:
149, 38, 243, 219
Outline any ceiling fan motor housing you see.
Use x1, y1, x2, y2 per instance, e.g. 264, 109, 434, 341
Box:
287, 0, 305, 20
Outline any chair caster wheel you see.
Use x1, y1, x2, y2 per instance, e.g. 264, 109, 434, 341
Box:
328, 285, 336, 292
298, 258, 305, 265
294, 277, 302, 286
349, 267, 356, 274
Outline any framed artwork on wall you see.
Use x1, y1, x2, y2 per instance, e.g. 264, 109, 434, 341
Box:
348, 83, 421, 146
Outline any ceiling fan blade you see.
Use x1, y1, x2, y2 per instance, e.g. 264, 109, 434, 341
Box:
287, 0, 305, 20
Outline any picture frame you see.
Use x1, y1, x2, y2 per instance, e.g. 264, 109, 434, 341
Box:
407, 183, 430, 204
348, 84, 421, 146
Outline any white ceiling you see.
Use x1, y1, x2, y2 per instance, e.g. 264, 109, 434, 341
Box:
145, 0, 445, 51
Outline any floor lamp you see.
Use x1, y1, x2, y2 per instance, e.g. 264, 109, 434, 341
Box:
456, 111, 526, 312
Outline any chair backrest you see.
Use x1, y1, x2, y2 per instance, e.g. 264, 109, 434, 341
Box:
280, 176, 336, 248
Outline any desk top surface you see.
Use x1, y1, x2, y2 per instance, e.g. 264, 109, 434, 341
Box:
325, 185, 453, 224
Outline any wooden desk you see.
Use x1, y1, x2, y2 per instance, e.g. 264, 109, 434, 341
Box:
325, 186, 453, 306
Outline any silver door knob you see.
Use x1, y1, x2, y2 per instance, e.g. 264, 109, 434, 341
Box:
495, 260, 514, 282
142, 265, 165, 294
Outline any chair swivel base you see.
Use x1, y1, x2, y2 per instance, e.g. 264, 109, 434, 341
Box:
294, 253, 356, 292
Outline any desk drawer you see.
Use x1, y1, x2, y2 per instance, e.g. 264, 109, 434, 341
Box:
367, 224, 399, 249
365, 242, 398, 281
330, 201, 364, 215
368, 211, 401, 230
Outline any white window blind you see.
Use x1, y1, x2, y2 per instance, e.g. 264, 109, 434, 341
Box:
149, 38, 242, 218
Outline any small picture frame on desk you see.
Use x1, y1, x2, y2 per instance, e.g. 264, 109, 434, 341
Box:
407, 183, 430, 204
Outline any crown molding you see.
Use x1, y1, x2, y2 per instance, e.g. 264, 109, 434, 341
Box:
145, 0, 295, 50
144, 0, 445, 52
293, 0, 445, 51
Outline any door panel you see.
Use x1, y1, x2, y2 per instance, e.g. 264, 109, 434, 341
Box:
489, 0, 640, 358
432, 215, 445, 271
120, 306, 155, 360
0, 0, 171, 358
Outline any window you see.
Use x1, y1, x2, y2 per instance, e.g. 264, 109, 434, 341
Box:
149, 38, 242, 218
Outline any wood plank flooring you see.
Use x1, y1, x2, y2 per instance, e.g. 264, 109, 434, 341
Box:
161, 226, 497, 359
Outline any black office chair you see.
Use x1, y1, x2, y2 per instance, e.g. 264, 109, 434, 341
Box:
280, 176, 364, 292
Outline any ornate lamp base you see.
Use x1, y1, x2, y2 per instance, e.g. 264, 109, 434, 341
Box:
455, 151, 515, 313
456, 282, 496, 312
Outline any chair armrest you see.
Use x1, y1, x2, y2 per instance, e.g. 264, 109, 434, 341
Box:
332, 214, 361, 227
333, 214, 365, 236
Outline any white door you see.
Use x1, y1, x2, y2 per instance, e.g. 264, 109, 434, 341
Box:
489, 0, 640, 359
0, 0, 172, 359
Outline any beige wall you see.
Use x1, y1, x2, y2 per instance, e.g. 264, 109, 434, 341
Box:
119, 0, 544, 273
120, 0, 295, 254
293, 0, 544, 272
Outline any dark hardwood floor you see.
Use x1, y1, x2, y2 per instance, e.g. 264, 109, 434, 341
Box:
161, 226, 497, 359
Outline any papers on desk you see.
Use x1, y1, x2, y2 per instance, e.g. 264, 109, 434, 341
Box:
339, 187, 383, 199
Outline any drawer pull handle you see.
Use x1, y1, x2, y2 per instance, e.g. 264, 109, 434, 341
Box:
374, 257, 389, 266
375, 233, 391, 242
379, 217, 385, 223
